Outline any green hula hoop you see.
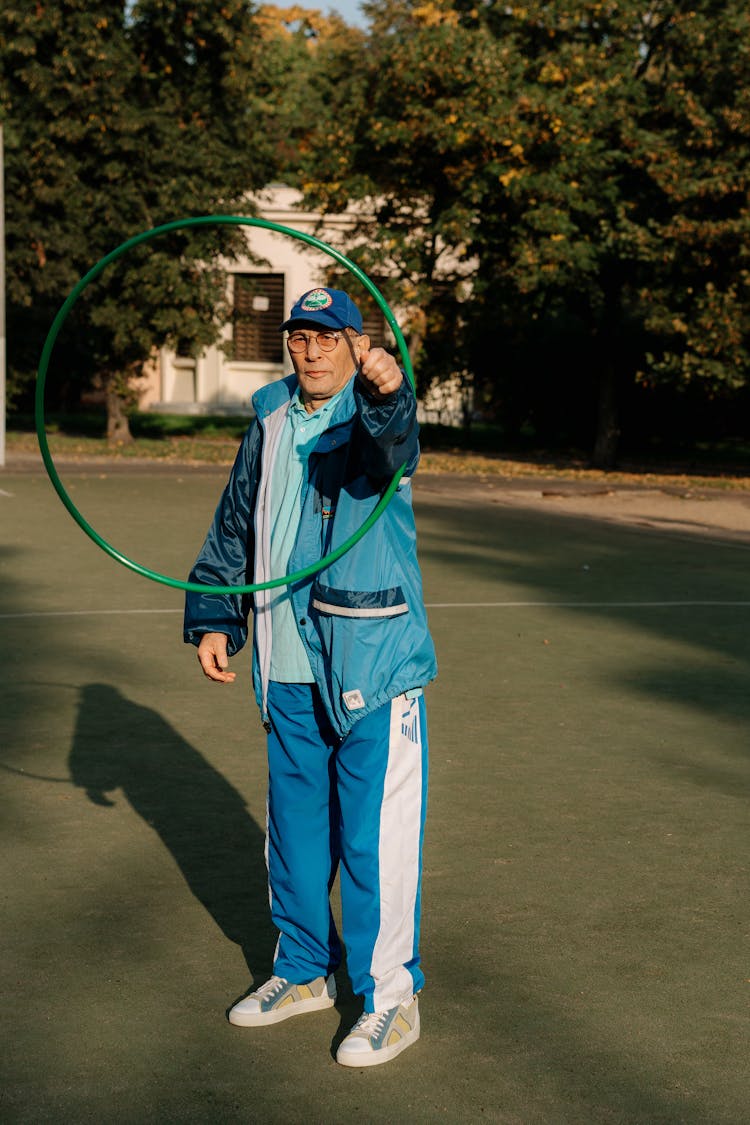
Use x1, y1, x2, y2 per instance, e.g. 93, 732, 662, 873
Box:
35, 215, 416, 595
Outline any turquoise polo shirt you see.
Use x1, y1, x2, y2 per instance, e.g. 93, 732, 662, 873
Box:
268, 385, 345, 682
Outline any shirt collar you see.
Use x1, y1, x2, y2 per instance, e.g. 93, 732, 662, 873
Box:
290, 383, 348, 418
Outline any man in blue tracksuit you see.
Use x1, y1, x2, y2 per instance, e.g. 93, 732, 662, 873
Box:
184, 286, 437, 1067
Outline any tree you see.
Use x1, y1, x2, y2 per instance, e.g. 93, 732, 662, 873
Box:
293, 0, 493, 392
629, 4, 750, 408
294, 0, 750, 464
0, 0, 274, 441
468, 0, 750, 465
251, 3, 362, 172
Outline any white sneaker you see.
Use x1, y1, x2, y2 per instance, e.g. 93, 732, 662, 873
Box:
228, 974, 336, 1027
336, 996, 420, 1067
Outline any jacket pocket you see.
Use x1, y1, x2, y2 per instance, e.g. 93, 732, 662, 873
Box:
311, 582, 409, 619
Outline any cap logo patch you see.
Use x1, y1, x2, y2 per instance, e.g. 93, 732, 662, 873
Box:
301, 288, 333, 312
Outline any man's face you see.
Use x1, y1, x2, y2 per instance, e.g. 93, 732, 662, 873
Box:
287, 324, 369, 413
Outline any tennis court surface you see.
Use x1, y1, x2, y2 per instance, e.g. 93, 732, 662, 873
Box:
2, 461, 749, 1123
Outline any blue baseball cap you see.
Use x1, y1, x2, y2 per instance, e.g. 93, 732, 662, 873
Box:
280, 287, 364, 334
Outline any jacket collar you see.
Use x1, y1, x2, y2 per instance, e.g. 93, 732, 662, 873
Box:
252, 373, 357, 433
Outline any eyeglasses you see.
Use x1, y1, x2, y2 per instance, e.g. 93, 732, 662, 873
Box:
286, 330, 346, 354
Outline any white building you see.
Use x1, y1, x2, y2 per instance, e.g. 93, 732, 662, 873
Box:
140, 184, 473, 425
141, 184, 397, 416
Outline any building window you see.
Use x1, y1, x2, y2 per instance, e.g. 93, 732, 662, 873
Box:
232, 273, 285, 362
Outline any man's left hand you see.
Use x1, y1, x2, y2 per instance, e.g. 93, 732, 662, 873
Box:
358, 347, 403, 400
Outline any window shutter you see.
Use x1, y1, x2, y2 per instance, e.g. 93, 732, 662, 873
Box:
233, 274, 285, 362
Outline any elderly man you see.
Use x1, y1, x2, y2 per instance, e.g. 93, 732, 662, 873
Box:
184, 287, 437, 1067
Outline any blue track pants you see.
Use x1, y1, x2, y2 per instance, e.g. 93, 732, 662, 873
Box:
265, 681, 428, 1013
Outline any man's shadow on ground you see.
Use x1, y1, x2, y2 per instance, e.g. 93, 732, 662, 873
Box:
68, 682, 276, 988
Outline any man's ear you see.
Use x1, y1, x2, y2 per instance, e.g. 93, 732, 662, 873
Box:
356, 333, 371, 358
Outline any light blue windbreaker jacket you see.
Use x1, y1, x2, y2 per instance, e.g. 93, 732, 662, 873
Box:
184, 373, 437, 738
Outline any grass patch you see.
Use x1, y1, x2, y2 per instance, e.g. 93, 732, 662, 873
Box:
11, 411, 251, 440
7, 411, 750, 487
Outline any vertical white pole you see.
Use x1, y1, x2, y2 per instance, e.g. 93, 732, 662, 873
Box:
0, 123, 5, 468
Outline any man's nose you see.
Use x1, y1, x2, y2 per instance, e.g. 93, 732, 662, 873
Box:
305, 335, 323, 357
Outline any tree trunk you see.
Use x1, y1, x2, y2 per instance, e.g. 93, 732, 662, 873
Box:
406, 307, 427, 367
105, 377, 133, 445
591, 359, 619, 469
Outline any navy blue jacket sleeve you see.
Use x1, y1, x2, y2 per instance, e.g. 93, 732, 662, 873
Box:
183, 421, 261, 656
352, 376, 420, 483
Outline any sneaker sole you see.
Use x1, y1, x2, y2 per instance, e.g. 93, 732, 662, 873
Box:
228, 992, 336, 1027
336, 1015, 420, 1068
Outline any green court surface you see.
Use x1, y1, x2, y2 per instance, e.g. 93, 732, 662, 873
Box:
1, 465, 749, 1124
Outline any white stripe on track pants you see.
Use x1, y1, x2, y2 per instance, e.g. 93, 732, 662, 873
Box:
265, 681, 428, 1013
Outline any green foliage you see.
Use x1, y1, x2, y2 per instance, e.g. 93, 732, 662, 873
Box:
296, 2, 492, 379
3, 0, 747, 461
11, 409, 250, 439
294, 0, 750, 462
249, 5, 364, 172
0, 0, 273, 424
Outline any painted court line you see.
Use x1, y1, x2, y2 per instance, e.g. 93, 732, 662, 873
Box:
426, 600, 750, 608
0, 608, 183, 619
2, 600, 750, 621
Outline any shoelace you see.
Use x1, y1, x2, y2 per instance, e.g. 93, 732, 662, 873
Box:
255, 975, 287, 1000
351, 1009, 390, 1036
